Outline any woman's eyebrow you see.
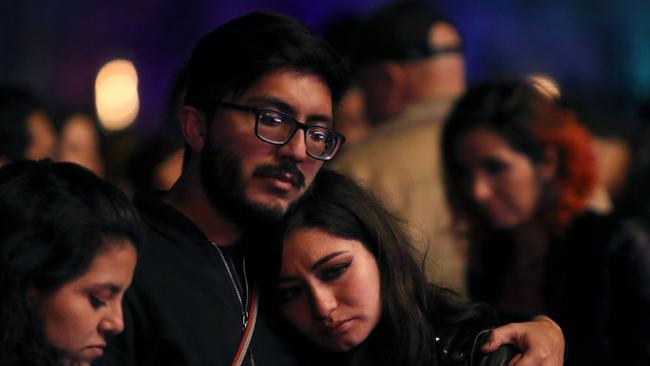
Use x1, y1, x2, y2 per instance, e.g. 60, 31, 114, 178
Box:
89, 283, 122, 294
311, 251, 348, 271
277, 251, 349, 284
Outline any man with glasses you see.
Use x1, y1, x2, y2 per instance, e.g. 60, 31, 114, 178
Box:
99, 10, 563, 366
99, 12, 347, 366
332, 1, 469, 294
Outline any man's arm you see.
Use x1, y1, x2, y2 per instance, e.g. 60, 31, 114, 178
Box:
481, 315, 565, 366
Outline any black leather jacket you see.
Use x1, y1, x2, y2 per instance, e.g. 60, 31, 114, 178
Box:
469, 211, 650, 365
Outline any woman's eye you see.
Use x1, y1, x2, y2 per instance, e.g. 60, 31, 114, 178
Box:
89, 294, 107, 309
277, 286, 302, 303
455, 165, 470, 179
321, 262, 350, 281
482, 159, 507, 175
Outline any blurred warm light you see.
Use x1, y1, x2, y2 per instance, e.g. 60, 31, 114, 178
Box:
95, 59, 139, 131
527, 73, 561, 100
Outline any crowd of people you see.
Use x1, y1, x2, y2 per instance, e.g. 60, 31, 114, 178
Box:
1, 1, 649, 366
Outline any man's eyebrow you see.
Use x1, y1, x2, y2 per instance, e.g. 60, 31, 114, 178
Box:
247, 96, 333, 125
311, 251, 347, 271
248, 96, 295, 114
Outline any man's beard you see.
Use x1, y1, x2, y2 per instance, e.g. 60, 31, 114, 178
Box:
199, 138, 306, 230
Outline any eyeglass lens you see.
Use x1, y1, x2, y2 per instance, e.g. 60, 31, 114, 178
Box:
257, 110, 339, 159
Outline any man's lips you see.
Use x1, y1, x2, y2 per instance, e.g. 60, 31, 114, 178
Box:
253, 163, 305, 188
263, 171, 300, 187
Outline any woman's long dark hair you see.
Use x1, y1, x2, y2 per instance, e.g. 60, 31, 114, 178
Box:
279, 169, 489, 366
0, 160, 143, 366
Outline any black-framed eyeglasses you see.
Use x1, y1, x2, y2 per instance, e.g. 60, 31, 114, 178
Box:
219, 102, 346, 161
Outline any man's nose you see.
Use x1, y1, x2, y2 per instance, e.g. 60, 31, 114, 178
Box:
277, 129, 308, 162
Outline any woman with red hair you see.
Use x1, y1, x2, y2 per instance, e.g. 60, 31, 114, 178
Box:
442, 79, 650, 365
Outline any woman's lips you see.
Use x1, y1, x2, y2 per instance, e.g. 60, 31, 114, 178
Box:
324, 318, 353, 335
82, 344, 105, 359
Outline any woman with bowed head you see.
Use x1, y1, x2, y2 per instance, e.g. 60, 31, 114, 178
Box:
0, 160, 142, 366
441, 79, 650, 365
271, 169, 565, 366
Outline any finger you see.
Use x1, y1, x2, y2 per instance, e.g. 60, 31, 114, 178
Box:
481, 324, 520, 352
507, 353, 523, 366
480, 330, 500, 352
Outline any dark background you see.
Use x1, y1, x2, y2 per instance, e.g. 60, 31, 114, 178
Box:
2, 0, 649, 135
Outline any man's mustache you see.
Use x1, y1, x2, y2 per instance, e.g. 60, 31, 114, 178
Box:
253, 162, 306, 188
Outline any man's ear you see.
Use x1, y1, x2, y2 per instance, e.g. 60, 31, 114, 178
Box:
180, 106, 207, 152
381, 62, 408, 111
538, 146, 558, 182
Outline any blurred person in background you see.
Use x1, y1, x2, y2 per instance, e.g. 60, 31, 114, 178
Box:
330, 86, 369, 146
442, 79, 650, 365
593, 98, 650, 217
561, 96, 640, 214
0, 160, 142, 366
124, 67, 187, 193
321, 15, 371, 146
126, 135, 183, 191
331, 0, 468, 292
54, 111, 106, 177
0, 84, 57, 166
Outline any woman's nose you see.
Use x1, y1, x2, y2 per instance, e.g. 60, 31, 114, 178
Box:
310, 286, 337, 319
98, 303, 125, 335
471, 173, 493, 203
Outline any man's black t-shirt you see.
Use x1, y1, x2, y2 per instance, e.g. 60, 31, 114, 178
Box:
96, 191, 303, 366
